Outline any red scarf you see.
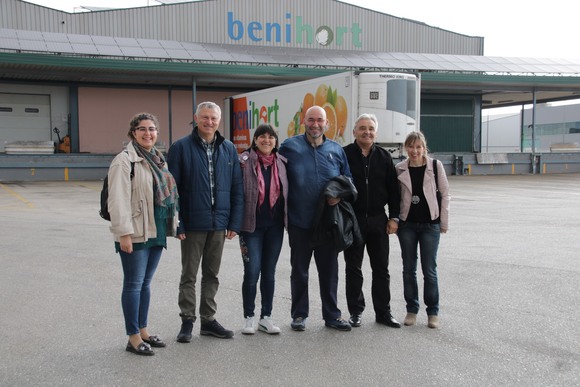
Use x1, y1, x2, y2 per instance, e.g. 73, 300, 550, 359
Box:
256, 151, 280, 210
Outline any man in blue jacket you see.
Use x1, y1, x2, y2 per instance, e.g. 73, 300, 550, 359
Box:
168, 101, 243, 341
279, 105, 352, 332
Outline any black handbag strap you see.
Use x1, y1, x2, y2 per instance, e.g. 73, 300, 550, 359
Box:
433, 159, 441, 212
433, 158, 439, 191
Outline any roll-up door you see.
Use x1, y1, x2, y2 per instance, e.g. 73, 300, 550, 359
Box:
0, 93, 51, 152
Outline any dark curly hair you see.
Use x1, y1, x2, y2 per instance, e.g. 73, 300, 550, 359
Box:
127, 112, 160, 139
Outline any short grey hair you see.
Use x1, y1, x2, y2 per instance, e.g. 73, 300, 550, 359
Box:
354, 113, 378, 131
195, 101, 221, 117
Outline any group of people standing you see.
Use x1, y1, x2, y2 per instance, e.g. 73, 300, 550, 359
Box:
106, 101, 449, 356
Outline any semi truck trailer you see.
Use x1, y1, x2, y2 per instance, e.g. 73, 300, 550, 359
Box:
224, 71, 420, 157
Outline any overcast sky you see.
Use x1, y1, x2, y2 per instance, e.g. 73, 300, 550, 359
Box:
24, 0, 579, 60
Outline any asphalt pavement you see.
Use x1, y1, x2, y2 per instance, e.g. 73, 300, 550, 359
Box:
0, 174, 579, 386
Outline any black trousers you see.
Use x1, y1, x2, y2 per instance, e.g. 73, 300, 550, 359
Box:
344, 212, 392, 317
288, 224, 341, 321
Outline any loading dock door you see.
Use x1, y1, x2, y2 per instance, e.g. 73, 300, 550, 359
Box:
0, 93, 51, 152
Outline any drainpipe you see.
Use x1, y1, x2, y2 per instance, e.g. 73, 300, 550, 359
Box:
168, 86, 173, 146
519, 104, 524, 152
531, 89, 537, 174
192, 77, 197, 119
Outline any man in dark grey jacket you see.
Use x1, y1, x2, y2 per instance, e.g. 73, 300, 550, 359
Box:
167, 101, 244, 341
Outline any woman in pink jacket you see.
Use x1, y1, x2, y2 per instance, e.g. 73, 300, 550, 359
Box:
395, 131, 449, 329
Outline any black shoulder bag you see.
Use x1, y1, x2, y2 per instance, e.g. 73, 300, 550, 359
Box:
433, 159, 442, 212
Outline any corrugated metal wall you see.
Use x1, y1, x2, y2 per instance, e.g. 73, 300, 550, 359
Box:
421, 97, 476, 153
1, 0, 483, 55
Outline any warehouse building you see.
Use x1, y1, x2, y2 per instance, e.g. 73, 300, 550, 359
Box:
1, 0, 580, 179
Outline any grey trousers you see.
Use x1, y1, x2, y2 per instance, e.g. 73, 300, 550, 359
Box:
178, 230, 226, 324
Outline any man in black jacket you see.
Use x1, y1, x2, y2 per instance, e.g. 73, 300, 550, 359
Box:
343, 113, 401, 328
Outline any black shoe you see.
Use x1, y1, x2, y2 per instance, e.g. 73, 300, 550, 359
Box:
177, 319, 194, 343
200, 319, 234, 338
143, 335, 166, 348
126, 341, 154, 356
376, 314, 401, 328
348, 314, 362, 327
290, 317, 306, 331
325, 318, 352, 331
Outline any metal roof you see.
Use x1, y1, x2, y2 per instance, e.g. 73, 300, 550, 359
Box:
2, 28, 579, 75
2, 27, 580, 107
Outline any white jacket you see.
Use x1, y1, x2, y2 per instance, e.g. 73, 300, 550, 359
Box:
108, 142, 177, 242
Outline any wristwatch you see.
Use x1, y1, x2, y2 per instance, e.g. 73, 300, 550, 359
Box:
391, 218, 399, 223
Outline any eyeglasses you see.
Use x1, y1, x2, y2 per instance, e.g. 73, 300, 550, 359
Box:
306, 118, 326, 124
135, 126, 158, 133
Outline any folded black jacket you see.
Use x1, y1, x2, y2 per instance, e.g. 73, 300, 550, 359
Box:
311, 175, 363, 252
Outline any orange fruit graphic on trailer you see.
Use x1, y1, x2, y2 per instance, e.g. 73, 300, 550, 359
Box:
287, 121, 296, 138
314, 84, 329, 107
301, 93, 315, 123
322, 102, 337, 140
335, 95, 348, 138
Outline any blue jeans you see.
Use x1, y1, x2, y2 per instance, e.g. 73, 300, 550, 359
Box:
119, 246, 163, 335
397, 222, 440, 316
239, 224, 284, 318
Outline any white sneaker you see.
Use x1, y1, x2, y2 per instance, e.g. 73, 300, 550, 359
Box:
258, 316, 281, 334
242, 316, 255, 335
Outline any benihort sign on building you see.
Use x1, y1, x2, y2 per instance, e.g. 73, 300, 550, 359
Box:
226, 11, 363, 48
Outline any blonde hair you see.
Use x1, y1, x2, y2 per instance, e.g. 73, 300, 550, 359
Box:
404, 131, 429, 154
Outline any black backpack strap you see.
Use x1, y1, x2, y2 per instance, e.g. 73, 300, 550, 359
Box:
124, 150, 135, 180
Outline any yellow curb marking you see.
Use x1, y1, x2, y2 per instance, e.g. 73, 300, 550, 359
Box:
0, 183, 34, 208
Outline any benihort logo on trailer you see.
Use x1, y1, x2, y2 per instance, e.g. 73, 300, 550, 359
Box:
232, 97, 280, 152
